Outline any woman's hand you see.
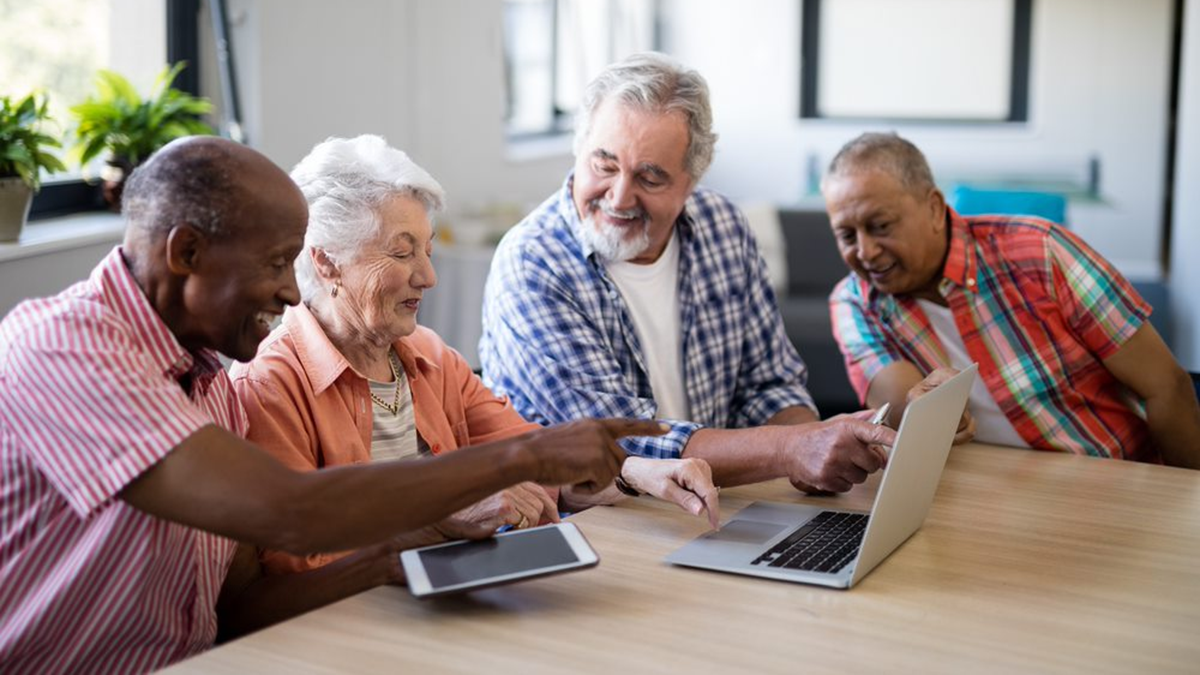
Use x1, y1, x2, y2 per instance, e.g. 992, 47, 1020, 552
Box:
453, 482, 560, 531
621, 457, 720, 530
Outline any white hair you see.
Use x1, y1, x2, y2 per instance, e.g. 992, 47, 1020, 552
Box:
573, 51, 718, 180
290, 134, 445, 302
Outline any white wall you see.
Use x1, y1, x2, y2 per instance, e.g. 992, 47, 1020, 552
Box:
219, 0, 1195, 360
661, 0, 1173, 275
0, 242, 117, 317
224, 0, 1173, 270
225, 0, 572, 214
108, 0, 165, 90
1170, 0, 1200, 371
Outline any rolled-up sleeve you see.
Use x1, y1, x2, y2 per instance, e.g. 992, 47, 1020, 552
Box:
726, 220, 816, 426
829, 277, 904, 404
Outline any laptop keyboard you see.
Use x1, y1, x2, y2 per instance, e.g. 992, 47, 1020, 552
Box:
751, 511, 868, 574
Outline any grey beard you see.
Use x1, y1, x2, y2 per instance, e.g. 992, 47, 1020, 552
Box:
579, 213, 651, 262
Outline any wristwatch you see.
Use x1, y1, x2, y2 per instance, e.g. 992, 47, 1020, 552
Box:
614, 472, 642, 497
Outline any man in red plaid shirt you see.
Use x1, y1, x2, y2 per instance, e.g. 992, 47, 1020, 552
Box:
824, 132, 1199, 468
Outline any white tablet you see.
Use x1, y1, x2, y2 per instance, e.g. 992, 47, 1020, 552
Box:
400, 522, 599, 598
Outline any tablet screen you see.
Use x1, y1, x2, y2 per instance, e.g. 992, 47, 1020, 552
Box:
419, 526, 581, 589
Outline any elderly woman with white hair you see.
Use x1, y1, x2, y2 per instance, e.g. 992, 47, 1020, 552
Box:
230, 135, 718, 585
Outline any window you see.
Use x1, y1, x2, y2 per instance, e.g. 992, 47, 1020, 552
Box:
503, 0, 659, 139
0, 0, 187, 218
800, 0, 1032, 122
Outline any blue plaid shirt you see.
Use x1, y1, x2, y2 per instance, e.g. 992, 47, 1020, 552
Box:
479, 175, 815, 458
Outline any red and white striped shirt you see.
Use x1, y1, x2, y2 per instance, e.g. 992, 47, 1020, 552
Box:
0, 247, 246, 674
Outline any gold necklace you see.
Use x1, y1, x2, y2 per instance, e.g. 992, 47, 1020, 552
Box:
369, 351, 403, 416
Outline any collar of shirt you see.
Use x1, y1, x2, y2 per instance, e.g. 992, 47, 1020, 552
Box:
98, 246, 222, 395
171, 351, 224, 397
940, 208, 980, 296
280, 302, 438, 395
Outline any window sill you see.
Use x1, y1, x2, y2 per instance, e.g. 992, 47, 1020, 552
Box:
504, 133, 574, 163
0, 212, 125, 263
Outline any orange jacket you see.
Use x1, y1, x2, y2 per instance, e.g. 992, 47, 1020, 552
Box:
230, 303, 542, 574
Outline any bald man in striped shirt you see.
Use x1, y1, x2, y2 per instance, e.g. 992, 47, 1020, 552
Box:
0, 137, 657, 674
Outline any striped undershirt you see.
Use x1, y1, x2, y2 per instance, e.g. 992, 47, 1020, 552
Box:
367, 350, 426, 462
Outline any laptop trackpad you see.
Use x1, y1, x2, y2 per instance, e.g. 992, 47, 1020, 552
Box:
702, 520, 787, 545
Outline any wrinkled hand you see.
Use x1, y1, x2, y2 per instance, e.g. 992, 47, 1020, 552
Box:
907, 368, 975, 444
454, 482, 560, 531
777, 416, 895, 493
524, 418, 668, 493
622, 457, 720, 530
789, 478, 834, 496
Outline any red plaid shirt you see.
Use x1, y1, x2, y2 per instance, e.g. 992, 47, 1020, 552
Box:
831, 210, 1156, 462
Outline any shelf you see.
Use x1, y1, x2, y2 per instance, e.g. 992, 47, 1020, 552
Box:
0, 212, 125, 263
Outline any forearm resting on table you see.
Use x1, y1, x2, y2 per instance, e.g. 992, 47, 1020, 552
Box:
1143, 374, 1200, 469
1102, 325, 1200, 469
682, 426, 793, 487
766, 405, 819, 426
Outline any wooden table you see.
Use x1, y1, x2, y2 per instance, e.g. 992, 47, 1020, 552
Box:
166, 445, 1200, 674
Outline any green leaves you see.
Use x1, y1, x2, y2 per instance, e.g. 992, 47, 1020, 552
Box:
1, 62, 212, 192
0, 92, 65, 191
70, 62, 214, 169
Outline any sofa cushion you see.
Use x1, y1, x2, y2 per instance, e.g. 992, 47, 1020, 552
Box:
775, 207, 859, 415
778, 208, 847, 297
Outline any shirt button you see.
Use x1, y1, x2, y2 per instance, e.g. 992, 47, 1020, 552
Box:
967, 278, 976, 286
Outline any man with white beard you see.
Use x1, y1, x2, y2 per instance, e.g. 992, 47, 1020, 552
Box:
480, 53, 894, 496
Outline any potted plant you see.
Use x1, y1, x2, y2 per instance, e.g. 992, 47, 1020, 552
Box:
0, 93, 67, 242
71, 62, 214, 211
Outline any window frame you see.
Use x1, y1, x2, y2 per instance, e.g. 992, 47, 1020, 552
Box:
799, 0, 1033, 123
503, 0, 662, 142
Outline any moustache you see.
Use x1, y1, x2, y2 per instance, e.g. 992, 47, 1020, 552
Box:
588, 199, 648, 224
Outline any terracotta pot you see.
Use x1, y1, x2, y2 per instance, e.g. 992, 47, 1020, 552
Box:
0, 176, 34, 243
102, 157, 136, 213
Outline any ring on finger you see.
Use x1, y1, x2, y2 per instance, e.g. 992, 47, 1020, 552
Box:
517, 515, 529, 529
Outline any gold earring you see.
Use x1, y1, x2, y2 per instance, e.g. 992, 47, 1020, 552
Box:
331, 282, 340, 298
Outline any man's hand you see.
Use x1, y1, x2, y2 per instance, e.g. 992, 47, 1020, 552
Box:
454, 482, 560, 531
776, 417, 895, 493
524, 418, 668, 493
907, 368, 975, 444
621, 457, 720, 530
377, 515, 500, 584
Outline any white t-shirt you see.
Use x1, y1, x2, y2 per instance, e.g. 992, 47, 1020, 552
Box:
917, 300, 1028, 448
605, 232, 691, 420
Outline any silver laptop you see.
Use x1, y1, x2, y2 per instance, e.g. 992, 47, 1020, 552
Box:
665, 364, 976, 589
